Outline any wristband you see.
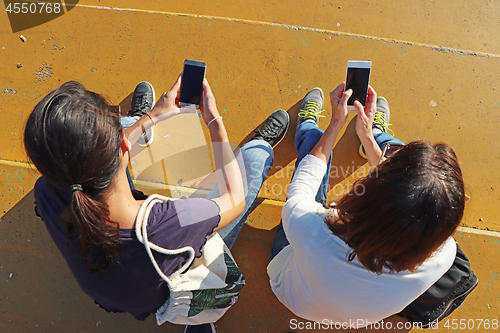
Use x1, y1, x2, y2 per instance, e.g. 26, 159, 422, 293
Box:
207, 116, 222, 128
146, 112, 156, 126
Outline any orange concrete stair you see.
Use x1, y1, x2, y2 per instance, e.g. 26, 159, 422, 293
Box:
1, 1, 499, 332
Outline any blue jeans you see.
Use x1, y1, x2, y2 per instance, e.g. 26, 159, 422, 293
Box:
208, 140, 274, 249
121, 117, 138, 190
269, 120, 404, 261
374, 132, 405, 148
120, 117, 274, 250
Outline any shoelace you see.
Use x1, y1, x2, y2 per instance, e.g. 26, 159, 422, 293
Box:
298, 101, 325, 119
373, 111, 394, 135
254, 117, 282, 138
133, 93, 152, 114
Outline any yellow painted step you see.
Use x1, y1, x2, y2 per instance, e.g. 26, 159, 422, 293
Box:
1, 1, 499, 331
2, 4, 498, 230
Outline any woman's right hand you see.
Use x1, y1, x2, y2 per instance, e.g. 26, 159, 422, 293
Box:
199, 79, 221, 127
354, 86, 384, 168
199, 80, 245, 232
354, 85, 377, 141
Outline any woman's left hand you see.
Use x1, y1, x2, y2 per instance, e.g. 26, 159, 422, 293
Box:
149, 74, 195, 122
308, 82, 352, 164
329, 82, 352, 129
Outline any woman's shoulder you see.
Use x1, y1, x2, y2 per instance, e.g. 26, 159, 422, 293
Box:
283, 195, 325, 225
145, 195, 220, 230
140, 195, 221, 259
417, 236, 457, 273
34, 176, 70, 213
34, 176, 58, 194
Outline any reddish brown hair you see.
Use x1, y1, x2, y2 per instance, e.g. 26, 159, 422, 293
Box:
328, 141, 465, 274
24, 81, 122, 274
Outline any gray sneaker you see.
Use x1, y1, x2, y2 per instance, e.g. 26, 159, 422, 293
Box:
372, 97, 391, 135
297, 88, 325, 130
251, 109, 290, 148
128, 81, 155, 146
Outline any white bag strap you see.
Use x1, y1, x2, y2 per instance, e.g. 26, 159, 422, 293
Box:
135, 194, 196, 287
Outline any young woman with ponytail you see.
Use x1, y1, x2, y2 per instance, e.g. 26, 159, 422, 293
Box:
24, 75, 289, 331
26, 82, 126, 274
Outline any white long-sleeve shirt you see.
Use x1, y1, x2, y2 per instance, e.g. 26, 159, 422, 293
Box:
267, 154, 456, 328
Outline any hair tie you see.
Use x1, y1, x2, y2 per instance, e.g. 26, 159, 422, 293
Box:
69, 184, 83, 193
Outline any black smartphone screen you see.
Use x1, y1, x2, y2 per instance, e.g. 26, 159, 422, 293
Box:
346, 67, 371, 106
180, 61, 206, 106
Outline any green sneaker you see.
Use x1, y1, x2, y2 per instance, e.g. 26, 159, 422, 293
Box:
297, 88, 325, 130
359, 97, 394, 159
372, 97, 393, 135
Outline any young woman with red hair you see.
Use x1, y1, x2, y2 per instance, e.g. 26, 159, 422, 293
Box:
268, 82, 465, 328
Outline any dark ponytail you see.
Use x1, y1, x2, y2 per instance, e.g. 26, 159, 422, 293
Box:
68, 189, 120, 273
25, 81, 123, 274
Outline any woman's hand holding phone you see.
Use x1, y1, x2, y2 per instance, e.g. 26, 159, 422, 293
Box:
354, 85, 377, 141
126, 74, 194, 145
308, 82, 351, 165
199, 79, 222, 127
148, 73, 221, 130
149, 74, 196, 123
354, 85, 384, 168
198, 80, 245, 231
329, 82, 352, 131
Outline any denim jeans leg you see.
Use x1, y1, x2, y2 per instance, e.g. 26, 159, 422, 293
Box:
208, 140, 274, 249
121, 116, 138, 190
269, 222, 289, 261
374, 132, 405, 149
120, 116, 138, 130
269, 120, 331, 261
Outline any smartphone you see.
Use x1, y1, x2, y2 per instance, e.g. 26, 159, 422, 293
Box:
345, 61, 371, 111
179, 60, 207, 109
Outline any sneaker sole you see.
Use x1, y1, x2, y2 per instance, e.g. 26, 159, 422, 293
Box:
137, 127, 154, 146
359, 143, 367, 159
135, 81, 156, 146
